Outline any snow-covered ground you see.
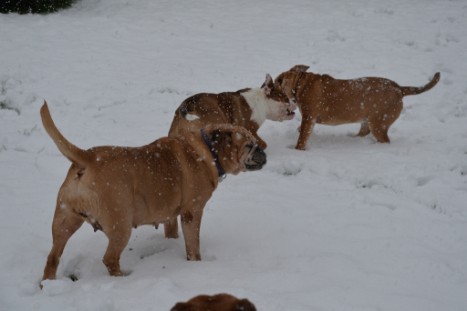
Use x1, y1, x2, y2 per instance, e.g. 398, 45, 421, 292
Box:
1, 1, 466, 310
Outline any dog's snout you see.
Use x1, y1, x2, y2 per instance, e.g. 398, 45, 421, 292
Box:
288, 101, 297, 111
245, 145, 267, 171
252, 147, 266, 166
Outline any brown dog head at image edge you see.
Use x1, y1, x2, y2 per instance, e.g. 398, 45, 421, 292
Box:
171, 293, 257, 311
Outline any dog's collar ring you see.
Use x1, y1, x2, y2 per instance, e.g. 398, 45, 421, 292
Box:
200, 129, 227, 182
218, 173, 227, 182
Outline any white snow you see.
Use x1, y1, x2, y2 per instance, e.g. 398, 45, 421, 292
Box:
1, 1, 466, 310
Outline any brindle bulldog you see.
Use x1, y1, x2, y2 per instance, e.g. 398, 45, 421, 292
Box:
274, 65, 440, 150
168, 74, 296, 150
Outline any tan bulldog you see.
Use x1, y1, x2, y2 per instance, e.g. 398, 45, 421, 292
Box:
170, 293, 256, 311
40, 102, 266, 282
168, 74, 296, 150
274, 65, 440, 150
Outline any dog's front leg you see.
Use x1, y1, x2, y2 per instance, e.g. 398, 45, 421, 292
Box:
181, 209, 204, 261
295, 116, 315, 150
355, 120, 370, 137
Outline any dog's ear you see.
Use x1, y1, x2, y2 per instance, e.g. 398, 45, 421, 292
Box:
261, 74, 274, 95
170, 302, 193, 311
290, 64, 309, 73
233, 131, 245, 142
211, 128, 233, 147
234, 299, 257, 311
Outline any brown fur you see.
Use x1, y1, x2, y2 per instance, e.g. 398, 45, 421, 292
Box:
274, 65, 440, 150
168, 74, 296, 150
171, 293, 257, 311
40, 102, 266, 282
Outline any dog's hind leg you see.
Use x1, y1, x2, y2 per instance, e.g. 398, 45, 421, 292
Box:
42, 203, 84, 281
370, 124, 391, 143
369, 99, 402, 143
102, 224, 131, 276
355, 120, 370, 137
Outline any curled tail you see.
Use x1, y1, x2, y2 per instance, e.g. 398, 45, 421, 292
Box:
400, 72, 440, 96
40, 102, 93, 167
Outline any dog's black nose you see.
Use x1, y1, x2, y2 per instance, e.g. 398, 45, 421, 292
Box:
252, 147, 267, 166
245, 146, 267, 171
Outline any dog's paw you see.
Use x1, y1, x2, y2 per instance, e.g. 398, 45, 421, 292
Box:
120, 269, 132, 276
40, 278, 75, 295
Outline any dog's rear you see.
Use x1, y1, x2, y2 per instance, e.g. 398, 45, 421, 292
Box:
168, 93, 225, 138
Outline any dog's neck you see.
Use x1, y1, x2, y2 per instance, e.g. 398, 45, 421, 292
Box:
240, 88, 272, 125
200, 129, 227, 182
291, 71, 307, 103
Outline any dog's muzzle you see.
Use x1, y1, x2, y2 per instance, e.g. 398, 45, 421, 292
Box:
285, 101, 297, 119
245, 144, 267, 171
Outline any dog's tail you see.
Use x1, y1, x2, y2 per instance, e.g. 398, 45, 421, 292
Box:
400, 72, 440, 96
40, 102, 93, 167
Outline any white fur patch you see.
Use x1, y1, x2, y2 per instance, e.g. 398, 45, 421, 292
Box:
185, 113, 200, 121
240, 88, 273, 125
235, 132, 243, 141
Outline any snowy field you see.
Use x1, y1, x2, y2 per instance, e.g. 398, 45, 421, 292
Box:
1, 0, 466, 310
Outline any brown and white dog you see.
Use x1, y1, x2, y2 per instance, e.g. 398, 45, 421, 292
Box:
40, 102, 266, 282
274, 65, 440, 150
168, 74, 296, 150
170, 293, 257, 311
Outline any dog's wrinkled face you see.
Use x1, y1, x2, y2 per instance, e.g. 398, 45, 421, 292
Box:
206, 124, 267, 175
274, 65, 310, 104
261, 74, 296, 120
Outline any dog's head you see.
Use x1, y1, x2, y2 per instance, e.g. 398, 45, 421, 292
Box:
261, 74, 296, 121
274, 64, 310, 104
171, 294, 257, 311
204, 124, 267, 175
